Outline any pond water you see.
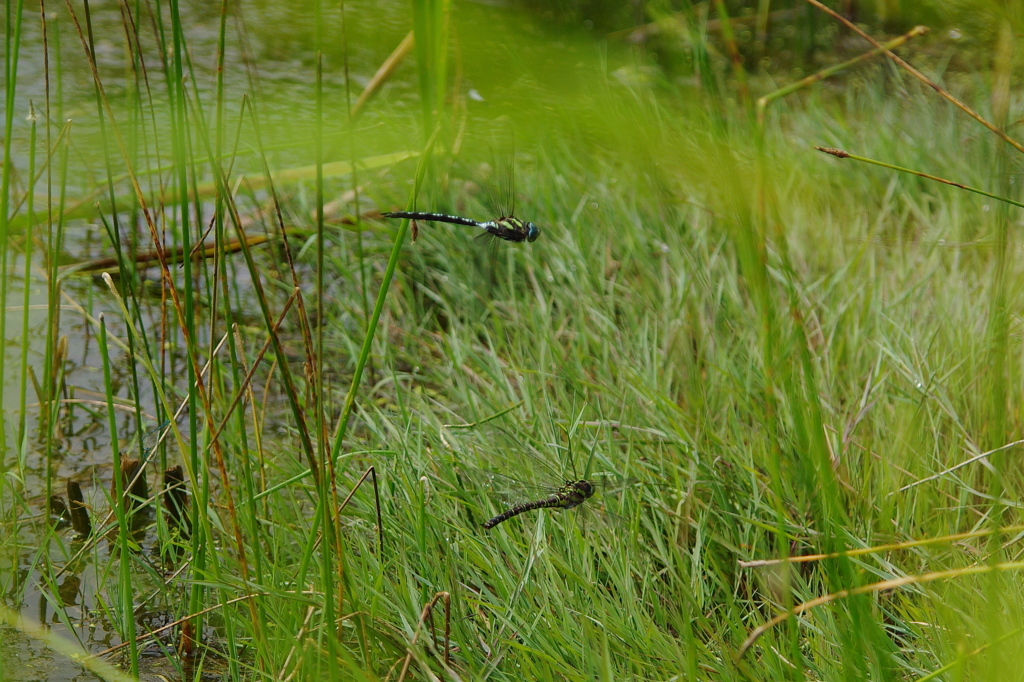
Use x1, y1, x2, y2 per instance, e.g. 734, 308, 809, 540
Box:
1, 0, 631, 678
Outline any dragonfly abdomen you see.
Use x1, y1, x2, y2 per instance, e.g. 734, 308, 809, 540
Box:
482, 495, 563, 529
381, 211, 484, 228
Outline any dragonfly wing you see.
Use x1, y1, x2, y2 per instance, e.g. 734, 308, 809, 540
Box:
483, 119, 517, 219
139, 420, 171, 461
473, 229, 503, 256
471, 467, 553, 497
498, 152, 515, 219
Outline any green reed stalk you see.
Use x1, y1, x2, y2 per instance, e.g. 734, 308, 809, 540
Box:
52, 12, 62, 122
755, 0, 770, 48
118, 3, 159, 423
677, 2, 719, 105
312, 0, 341, 669
985, 22, 1013, 454
750, 105, 805, 679
337, 0, 369, 361
39, 3, 54, 524
411, 0, 450, 138
335, 3, 370, 664
163, 0, 209, 653
329, 127, 439, 461
82, 1, 154, 552
314, 48, 325, 464
213, 5, 258, 677
124, 1, 140, 264
215, 106, 268, 608
980, 28, 1013, 643
43, 128, 69, 539
98, 314, 140, 677
712, 0, 748, 106
81, 0, 129, 291
1, 0, 27, 456
17, 103, 36, 449
182, 94, 315, 678
180, 25, 247, 682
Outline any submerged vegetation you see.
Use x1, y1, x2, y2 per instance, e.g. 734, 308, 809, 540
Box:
3, 0, 1024, 679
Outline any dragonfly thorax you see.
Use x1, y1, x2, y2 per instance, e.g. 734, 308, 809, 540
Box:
558, 479, 596, 508
501, 217, 541, 242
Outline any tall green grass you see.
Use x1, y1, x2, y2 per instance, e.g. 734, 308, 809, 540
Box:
3, 0, 1024, 680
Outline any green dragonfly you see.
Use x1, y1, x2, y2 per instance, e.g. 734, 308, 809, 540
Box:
482, 479, 595, 529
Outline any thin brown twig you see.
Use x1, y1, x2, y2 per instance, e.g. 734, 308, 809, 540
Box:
897, 438, 1024, 493
713, 0, 748, 105
739, 560, 1024, 657
397, 592, 452, 682
232, 324, 269, 515
803, 0, 1024, 156
439, 401, 524, 450
739, 522, 1024, 568
756, 26, 927, 127
86, 593, 260, 659
279, 605, 317, 682
62, 230, 275, 274
336, 466, 385, 557
206, 290, 297, 449
4, 120, 71, 225
352, 31, 414, 120
815, 145, 1024, 211
312, 466, 385, 557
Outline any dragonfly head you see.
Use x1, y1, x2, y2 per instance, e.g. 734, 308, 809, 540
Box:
576, 480, 595, 498
526, 222, 540, 242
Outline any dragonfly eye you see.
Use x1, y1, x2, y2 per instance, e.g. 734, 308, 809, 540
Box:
526, 222, 540, 242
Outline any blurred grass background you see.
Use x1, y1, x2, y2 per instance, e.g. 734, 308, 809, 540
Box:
3, 0, 1024, 680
